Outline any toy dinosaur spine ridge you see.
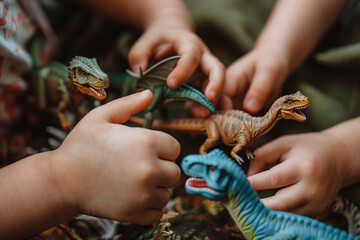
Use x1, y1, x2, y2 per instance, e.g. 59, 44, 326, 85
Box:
222, 152, 357, 240
35, 70, 47, 109
225, 159, 269, 239
30, 36, 42, 69
171, 85, 216, 114
250, 96, 285, 139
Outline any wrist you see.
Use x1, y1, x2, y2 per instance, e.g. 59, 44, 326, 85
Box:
49, 149, 81, 217
320, 130, 359, 188
0, 152, 77, 238
145, 9, 194, 32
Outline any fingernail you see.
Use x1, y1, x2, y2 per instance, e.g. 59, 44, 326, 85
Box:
168, 78, 177, 88
139, 89, 151, 98
208, 90, 217, 101
132, 65, 140, 73
245, 98, 260, 112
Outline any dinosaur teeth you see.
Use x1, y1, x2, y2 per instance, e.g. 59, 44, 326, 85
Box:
293, 104, 309, 120
296, 104, 309, 110
293, 109, 306, 120
185, 177, 219, 193
89, 86, 106, 97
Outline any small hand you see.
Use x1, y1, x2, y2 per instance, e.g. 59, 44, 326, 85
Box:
247, 132, 345, 217
128, 25, 225, 117
51, 90, 181, 224
224, 47, 289, 113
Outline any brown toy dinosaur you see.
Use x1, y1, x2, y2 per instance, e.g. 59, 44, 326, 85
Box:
130, 91, 309, 164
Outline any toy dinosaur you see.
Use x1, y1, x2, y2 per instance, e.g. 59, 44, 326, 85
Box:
330, 195, 360, 237
181, 149, 358, 240
33, 56, 109, 131
130, 91, 309, 164
126, 55, 216, 128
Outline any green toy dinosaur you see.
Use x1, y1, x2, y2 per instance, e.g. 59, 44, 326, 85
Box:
33, 56, 109, 131
125, 56, 216, 128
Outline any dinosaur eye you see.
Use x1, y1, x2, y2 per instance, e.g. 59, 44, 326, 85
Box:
209, 166, 216, 172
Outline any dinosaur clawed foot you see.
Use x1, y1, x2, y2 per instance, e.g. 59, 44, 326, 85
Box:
232, 153, 244, 165
60, 121, 73, 132
246, 152, 255, 160
244, 149, 255, 161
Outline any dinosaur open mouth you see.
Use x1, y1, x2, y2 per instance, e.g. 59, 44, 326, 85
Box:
89, 85, 107, 98
293, 105, 308, 120
186, 177, 219, 194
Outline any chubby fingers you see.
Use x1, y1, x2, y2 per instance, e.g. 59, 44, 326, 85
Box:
87, 90, 153, 124
248, 136, 294, 175
148, 130, 181, 161
224, 57, 254, 110
169, 52, 225, 104
150, 131, 181, 188
260, 184, 307, 214
128, 33, 156, 72
243, 61, 285, 114
248, 160, 300, 191
167, 51, 200, 88
200, 53, 225, 104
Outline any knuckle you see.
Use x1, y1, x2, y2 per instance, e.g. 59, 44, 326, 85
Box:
186, 51, 201, 63
219, 62, 226, 71
301, 159, 319, 176
138, 133, 156, 149
139, 163, 157, 183
163, 189, 171, 203
270, 172, 282, 188
259, 58, 281, 71
184, 33, 200, 43
169, 138, 181, 159
212, 59, 226, 72
276, 199, 290, 212
169, 165, 181, 186
250, 85, 270, 98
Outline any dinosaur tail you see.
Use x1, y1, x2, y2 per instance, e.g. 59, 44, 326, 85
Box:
30, 35, 50, 69
129, 116, 207, 133
170, 85, 216, 114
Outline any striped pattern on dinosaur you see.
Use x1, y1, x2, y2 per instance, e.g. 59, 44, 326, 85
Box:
130, 91, 309, 164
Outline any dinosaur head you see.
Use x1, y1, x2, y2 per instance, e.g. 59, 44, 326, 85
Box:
279, 91, 309, 122
68, 56, 109, 100
181, 149, 240, 200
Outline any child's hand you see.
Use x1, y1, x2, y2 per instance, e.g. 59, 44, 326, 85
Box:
128, 25, 225, 117
247, 132, 347, 217
224, 47, 289, 113
51, 90, 181, 225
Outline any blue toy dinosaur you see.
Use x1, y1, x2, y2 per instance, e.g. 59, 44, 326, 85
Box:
181, 149, 359, 240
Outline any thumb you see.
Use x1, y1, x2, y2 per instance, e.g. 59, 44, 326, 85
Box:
88, 90, 153, 124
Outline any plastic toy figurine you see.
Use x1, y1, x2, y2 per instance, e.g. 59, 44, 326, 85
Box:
33, 56, 109, 131
131, 91, 309, 164
181, 149, 358, 240
330, 195, 360, 238
126, 55, 216, 128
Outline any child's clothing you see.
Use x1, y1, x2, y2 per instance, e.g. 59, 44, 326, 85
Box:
0, 0, 53, 134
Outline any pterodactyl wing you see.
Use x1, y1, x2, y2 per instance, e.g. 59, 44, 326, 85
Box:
126, 55, 181, 90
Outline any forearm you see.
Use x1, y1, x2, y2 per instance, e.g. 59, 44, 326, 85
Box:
322, 117, 360, 188
0, 152, 77, 239
255, 0, 348, 72
77, 0, 194, 31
